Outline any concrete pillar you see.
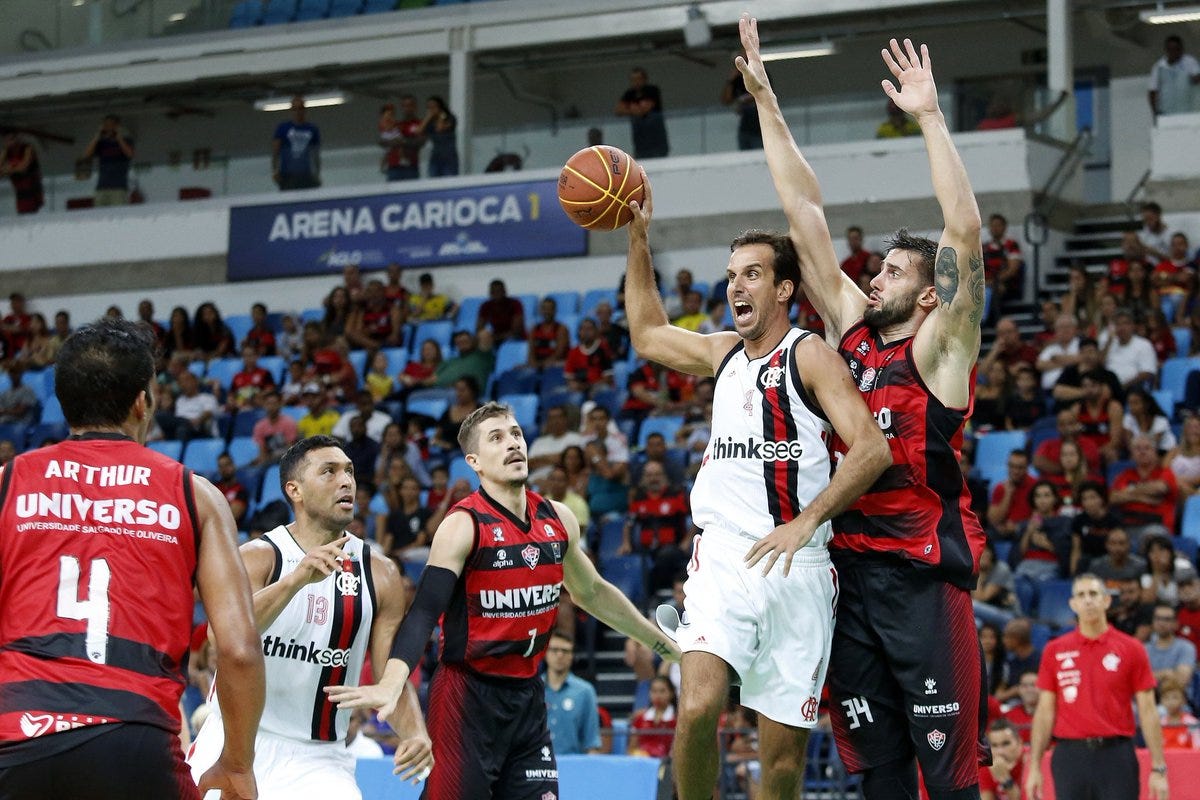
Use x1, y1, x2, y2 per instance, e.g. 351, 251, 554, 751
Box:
448, 27, 475, 174
1046, 0, 1076, 140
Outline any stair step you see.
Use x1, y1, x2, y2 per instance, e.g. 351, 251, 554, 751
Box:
596, 671, 637, 683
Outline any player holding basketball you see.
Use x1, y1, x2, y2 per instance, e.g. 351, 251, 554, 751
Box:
187, 435, 432, 799
622, 126, 892, 800
325, 402, 679, 799
738, 14, 987, 800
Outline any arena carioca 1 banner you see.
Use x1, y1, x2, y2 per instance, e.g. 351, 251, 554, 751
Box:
226, 179, 587, 280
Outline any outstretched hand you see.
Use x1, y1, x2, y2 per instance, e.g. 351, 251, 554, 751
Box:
743, 518, 818, 577
196, 757, 258, 800
734, 14, 771, 98
324, 677, 406, 721
880, 38, 939, 119
627, 167, 653, 238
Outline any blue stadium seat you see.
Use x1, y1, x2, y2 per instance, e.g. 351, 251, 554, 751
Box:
638, 416, 684, 449
258, 355, 287, 384
538, 368, 567, 397
1106, 458, 1134, 485
449, 456, 481, 490
413, 320, 453, 354
581, 288, 617, 319
558, 314, 580, 347
493, 368, 538, 397
227, 436, 260, 467
327, 0, 363, 15
294, 0, 330, 19
1029, 622, 1053, 653
455, 296, 486, 330
148, 440, 184, 461
39, 396, 65, 427
299, 307, 324, 326
407, 397, 449, 422
182, 438, 226, 477
38, 367, 56, 404
1160, 356, 1200, 408
280, 405, 306, 424
591, 388, 621, 416
260, 0, 297, 24
206, 358, 242, 391
228, 0, 262, 26
224, 315, 253, 347
1175, 327, 1193, 359
347, 350, 367, 385
0, 371, 10, 394
493, 341, 528, 376
381, 347, 408, 378
22, 368, 52, 403
546, 291, 579, 315
599, 554, 646, 607
1153, 388, 1176, 420
1037, 579, 1076, 630
1014, 575, 1037, 618
259, 465, 285, 507
1175, 535, 1199, 566
0, 422, 27, 451
973, 429, 1028, 485
514, 294, 538, 324
361, 0, 398, 11
598, 518, 626, 559
1182, 495, 1200, 544
1026, 415, 1059, 455
188, 360, 207, 379
232, 409, 265, 438
611, 362, 631, 394
498, 393, 539, 433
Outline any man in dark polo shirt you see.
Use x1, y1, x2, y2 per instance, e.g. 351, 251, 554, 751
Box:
1025, 573, 1168, 800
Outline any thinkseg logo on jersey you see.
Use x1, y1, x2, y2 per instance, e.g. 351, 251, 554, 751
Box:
263, 635, 353, 667
709, 436, 805, 461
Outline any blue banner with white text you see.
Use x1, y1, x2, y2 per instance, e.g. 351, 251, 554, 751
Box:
226, 180, 586, 280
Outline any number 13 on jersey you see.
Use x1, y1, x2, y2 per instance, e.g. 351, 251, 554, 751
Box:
57, 555, 111, 664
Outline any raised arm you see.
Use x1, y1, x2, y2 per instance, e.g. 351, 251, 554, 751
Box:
625, 173, 740, 376
887, 39, 984, 399
557, 500, 680, 661
192, 476, 266, 800
737, 14, 866, 344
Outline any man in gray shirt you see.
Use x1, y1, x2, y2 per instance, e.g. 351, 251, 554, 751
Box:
1146, 603, 1197, 687
1089, 528, 1147, 586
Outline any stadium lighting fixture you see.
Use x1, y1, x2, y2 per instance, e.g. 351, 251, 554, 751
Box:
168, 12, 186, 22
1140, 3, 1200, 23
683, 5, 712, 49
759, 41, 837, 61
254, 91, 348, 112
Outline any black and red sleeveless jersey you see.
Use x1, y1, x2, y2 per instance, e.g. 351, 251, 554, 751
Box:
440, 487, 566, 679
1076, 400, 1111, 455
360, 307, 394, 341
529, 321, 563, 362
0, 434, 199, 745
830, 321, 985, 588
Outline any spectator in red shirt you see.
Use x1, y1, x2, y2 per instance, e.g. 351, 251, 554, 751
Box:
1073, 371, 1124, 467
1110, 434, 1179, 541
564, 318, 614, 395
840, 225, 871, 286
242, 302, 277, 356
981, 317, 1039, 377
214, 453, 249, 528
986, 449, 1037, 540
1176, 575, 1200, 651
1032, 406, 1102, 477
628, 676, 677, 759
136, 298, 167, 352
346, 279, 404, 352
1107, 231, 1145, 297
229, 343, 276, 410
1154, 232, 1196, 298
300, 321, 356, 399
620, 361, 693, 425
380, 96, 425, 181
1002, 670, 1039, 745
477, 279, 526, 342
982, 214, 1025, 315
620, 461, 691, 594
2, 292, 31, 353
526, 297, 569, 368
979, 718, 1028, 799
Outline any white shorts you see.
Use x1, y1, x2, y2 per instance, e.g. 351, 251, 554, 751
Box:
676, 529, 836, 728
187, 714, 359, 800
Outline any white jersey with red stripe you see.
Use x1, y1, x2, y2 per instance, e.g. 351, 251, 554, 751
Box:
691, 328, 833, 547
194, 526, 376, 747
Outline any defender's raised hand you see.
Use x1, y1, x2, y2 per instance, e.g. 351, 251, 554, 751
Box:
627, 167, 653, 239
735, 13, 771, 98
880, 38, 939, 119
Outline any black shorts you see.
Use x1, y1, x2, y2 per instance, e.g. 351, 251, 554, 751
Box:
422, 663, 557, 800
0, 723, 197, 800
827, 556, 990, 792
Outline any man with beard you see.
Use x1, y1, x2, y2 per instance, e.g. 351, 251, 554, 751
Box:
739, 15, 987, 799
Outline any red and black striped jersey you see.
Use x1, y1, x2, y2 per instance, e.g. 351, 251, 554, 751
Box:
360, 307, 395, 341
0, 434, 199, 747
831, 321, 985, 588
440, 488, 566, 680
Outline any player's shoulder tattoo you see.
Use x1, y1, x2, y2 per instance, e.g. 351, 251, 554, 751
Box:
934, 246, 958, 307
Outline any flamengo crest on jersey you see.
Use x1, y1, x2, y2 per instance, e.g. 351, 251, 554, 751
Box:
691, 328, 834, 544
250, 526, 374, 742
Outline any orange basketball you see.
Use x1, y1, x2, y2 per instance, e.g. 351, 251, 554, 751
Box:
557, 146, 645, 230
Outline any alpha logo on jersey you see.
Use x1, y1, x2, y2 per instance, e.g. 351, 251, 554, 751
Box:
478, 583, 562, 614
709, 436, 805, 462
492, 548, 514, 568
262, 634, 353, 667
335, 570, 360, 597
927, 729, 946, 751
522, 544, 540, 569
759, 365, 785, 390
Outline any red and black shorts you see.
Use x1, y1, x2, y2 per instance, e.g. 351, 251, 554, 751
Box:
827, 555, 990, 793
0, 723, 197, 800
422, 662, 558, 800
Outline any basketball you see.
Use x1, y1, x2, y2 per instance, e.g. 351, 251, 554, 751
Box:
557, 146, 645, 230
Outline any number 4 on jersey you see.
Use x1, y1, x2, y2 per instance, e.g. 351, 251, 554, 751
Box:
57, 555, 111, 664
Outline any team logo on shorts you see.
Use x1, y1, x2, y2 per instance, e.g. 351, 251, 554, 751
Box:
801, 696, 818, 722
927, 729, 946, 751
924, 678, 938, 695
522, 544, 541, 569
541, 746, 552, 762
542, 792, 557, 800
858, 367, 877, 392
335, 570, 360, 597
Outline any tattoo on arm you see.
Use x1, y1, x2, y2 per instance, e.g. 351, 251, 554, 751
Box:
652, 641, 671, 657
934, 246, 958, 307
967, 254, 985, 327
